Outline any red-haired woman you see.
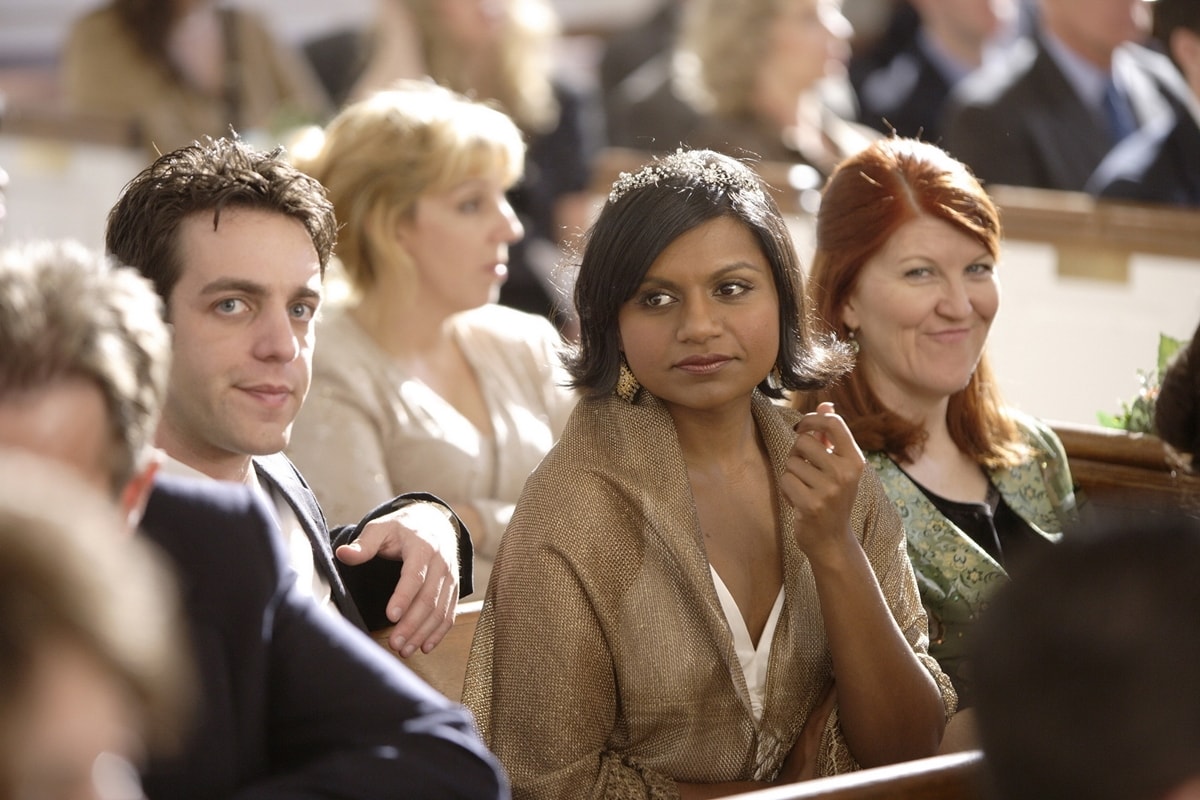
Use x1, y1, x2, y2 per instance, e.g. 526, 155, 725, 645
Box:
794, 137, 1076, 744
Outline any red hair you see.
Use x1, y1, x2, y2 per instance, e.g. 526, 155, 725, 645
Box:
795, 138, 1026, 468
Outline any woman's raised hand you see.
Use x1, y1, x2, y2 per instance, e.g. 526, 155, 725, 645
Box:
781, 402, 866, 559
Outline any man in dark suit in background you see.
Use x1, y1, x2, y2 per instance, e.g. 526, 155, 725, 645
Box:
0, 239, 509, 799
851, 0, 1028, 143
941, 0, 1192, 191
1085, 0, 1200, 206
106, 136, 472, 651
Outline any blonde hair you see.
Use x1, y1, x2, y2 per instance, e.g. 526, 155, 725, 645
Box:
294, 81, 525, 300
401, 0, 560, 133
676, 0, 782, 116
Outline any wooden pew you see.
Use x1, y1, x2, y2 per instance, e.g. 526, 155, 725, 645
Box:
1049, 420, 1200, 513
372, 599, 483, 702
0, 103, 142, 149
720, 751, 987, 800
987, 184, 1200, 282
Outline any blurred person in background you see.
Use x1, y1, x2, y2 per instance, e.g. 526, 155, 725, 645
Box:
852, 0, 1024, 143
350, 0, 602, 335
1085, 0, 1200, 206
676, 0, 878, 180
62, 0, 331, 155
940, 0, 1189, 191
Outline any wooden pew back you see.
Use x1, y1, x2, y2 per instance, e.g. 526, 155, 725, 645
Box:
1049, 420, 1200, 513
373, 599, 482, 702
719, 751, 987, 800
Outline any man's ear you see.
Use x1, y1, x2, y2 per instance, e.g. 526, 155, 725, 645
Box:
118, 454, 161, 532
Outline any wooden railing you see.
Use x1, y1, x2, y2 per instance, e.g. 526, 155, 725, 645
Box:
372, 599, 482, 702
987, 184, 1200, 281
0, 103, 142, 149
721, 751, 987, 800
1049, 420, 1200, 513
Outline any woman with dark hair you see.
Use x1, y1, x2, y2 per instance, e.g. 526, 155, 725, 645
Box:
463, 148, 954, 798
62, 0, 330, 155
794, 137, 1076, 725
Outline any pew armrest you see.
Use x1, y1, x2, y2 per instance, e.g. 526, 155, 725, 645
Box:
371, 599, 483, 702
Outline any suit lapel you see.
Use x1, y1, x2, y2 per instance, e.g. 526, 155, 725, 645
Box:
253, 453, 361, 623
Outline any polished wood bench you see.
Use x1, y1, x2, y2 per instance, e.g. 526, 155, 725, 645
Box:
1049, 420, 1200, 513
720, 751, 987, 800
372, 599, 482, 702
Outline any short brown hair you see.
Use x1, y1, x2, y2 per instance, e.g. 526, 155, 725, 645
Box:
106, 136, 337, 309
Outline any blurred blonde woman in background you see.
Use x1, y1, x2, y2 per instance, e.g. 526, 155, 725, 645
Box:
288, 82, 578, 598
350, 0, 602, 333
676, 0, 877, 179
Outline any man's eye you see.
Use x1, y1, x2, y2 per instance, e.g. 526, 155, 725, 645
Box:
215, 298, 246, 314
290, 303, 316, 321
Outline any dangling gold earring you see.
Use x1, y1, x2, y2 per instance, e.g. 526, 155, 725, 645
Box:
615, 357, 641, 403
847, 328, 860, 357
766, 366, 783, 391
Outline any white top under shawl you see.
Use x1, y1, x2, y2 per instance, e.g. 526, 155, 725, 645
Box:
710, 565, 785, 723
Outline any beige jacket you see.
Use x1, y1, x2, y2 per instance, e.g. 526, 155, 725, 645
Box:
464, 390, 955, 799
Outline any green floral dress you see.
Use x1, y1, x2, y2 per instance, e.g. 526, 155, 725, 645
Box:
869, 411, 1077, 704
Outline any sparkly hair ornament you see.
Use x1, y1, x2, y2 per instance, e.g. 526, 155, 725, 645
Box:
607, 148, 766, 205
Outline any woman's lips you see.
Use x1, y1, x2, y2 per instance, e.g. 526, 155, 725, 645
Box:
674, 355, 732, 375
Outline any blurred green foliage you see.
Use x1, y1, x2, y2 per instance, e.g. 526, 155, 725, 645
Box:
1098, 333, 1187, 433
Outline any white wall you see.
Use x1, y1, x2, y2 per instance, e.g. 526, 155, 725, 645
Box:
988, 243, 1199, 427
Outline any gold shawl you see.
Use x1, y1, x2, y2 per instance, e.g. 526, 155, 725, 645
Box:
463, 390, 954, 799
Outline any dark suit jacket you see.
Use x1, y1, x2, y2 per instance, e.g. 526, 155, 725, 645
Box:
941, 36, 1187, 191
1085, 100, 1200, 207
854, 35, 955, 143
254, 452, 474, 632
140, 474, 508, 800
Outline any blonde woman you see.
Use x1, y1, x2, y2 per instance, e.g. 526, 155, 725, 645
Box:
351, 0, 601, 331
677, 0, 876, 175
288, 82, 578, 597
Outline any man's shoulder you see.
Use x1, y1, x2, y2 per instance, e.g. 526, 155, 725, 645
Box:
147, 472, 266, 522
143, 473, 279, 559
949, 36, 1042, 110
